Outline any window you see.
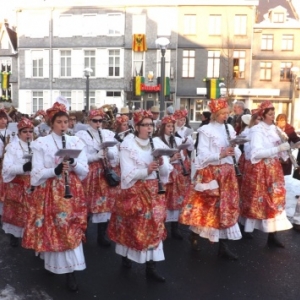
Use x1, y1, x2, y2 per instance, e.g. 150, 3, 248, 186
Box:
273, 12, 284, 23
82, 15, 96, 36
133, 52, 144, 76
108, 50, 120, 77
280, 62, 292, 81
32, 51, 43, 78
60, 91, 71, 107
60, 50, 71, 77
234, 15, 247, 35
260, 62, 272, 80
84, 90, 96, 107
233, 51, 245, 79
107, 14, 122, 35
282, 35, 294, 51
32, 91, 43, 113
182, 50, 195, 78
261, 34, 273, 50
209, 15, 221, 35
183, 15, 196, 35
106, 91, 121, 97
207, 51, 220, 78
84, 50, 96, 75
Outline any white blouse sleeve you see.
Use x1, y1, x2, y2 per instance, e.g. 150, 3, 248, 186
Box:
196, 132, 219, 165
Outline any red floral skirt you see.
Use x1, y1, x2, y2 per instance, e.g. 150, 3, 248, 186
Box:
240, 158, 285, 220
2, 175, 31, 228
108, 179, 167, 251
82, 161, 115, 214
22, 172, 87, 252
165, 163, 191, 210
179, 164, 240, 229
0, 175, 4, 203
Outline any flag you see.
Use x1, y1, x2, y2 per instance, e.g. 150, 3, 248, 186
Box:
205, 78, 222, 99
157, 77, 170, 96
134, 76, 145, 96
1, 72, 10, 90
132, 34, 147, 52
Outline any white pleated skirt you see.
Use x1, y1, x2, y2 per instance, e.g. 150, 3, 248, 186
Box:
239, 211, 292, 233
190, 223, 242, 243
2, 222, 23, 238
91, 212, 111, 223
38, 242, 86, 274
166, 210, 180, 222
115, 241, 165, 264
292, 197, 300, 225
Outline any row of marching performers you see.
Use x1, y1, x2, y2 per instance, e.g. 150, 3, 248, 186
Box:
0, 102, 194, 292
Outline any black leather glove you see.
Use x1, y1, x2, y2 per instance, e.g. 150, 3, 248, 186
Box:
68, 158, 75, 165
54, 163, 63, 175
23, 161, 32, 172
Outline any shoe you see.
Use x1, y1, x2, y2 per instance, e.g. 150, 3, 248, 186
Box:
293, 224, 300, 232
218, 241, 238, 261
171, 222, 183, 240
66, 272, 78, 292
10, 235, 19, 247
145, 261, 165, 283
97, 222, 111, 247
189, 232, 200, 251
122, 257, 132, 269
267, 233, 285, 248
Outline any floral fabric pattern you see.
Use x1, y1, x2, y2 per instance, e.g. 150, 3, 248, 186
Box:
179, 164, 239, 229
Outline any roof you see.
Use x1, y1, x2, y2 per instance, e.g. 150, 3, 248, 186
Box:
256, 0, 297, 23
5, 24, 17, 52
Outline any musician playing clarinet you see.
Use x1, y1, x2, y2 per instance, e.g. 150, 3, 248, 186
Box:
153, 115, 190, 240
239, 100, 292, 248
179, 98, 242, 259
76, 108, 119, 247
108, 110, 172, 282
22, 102, 88, 292
2, 118, 34, 247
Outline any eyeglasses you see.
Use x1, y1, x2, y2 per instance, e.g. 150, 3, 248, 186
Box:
139, 123, 154, 127
91, 119, 103, 123
21, 130, 33, 134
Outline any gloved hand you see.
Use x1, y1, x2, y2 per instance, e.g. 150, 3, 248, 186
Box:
97, 149, 105, 159
278, 142, 290, 152
107, 148, 114, 159
68, 158, 75, 165
23, 161, 32, 172
54, 163, 63, 175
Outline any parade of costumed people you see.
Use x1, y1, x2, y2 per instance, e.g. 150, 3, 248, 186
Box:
1, 117, 34, 247
179, 98, 242, 260
75, 108, 119, 247
153, 114, 191, 240
108, 109, 173, 282
21, 101, 89, 292
239, 100, 293, 247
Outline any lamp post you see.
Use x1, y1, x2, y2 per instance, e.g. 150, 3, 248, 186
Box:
83, 68, 93, 112
290, 66, 299, 127
155, 37, 170, 119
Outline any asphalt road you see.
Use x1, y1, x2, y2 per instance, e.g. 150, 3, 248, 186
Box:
0, 222, 300, 300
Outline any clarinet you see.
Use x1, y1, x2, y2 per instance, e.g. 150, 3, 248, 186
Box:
26, 138, 35, 192
170, 133, 190, 176
61, 131, 72, 199
148, 133, 165, 194
224, 121, 242, 176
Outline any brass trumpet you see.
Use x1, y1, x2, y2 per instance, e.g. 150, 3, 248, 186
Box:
61, 131, 72, 199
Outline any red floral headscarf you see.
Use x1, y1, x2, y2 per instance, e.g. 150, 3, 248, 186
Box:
17, 117, 34, 131
208, 98, 228, 113
46, 102, 67, 120
173, 109, 188, 120
133, 110, 153, 125
88, 108, 106, 119
161, 115, 176, 124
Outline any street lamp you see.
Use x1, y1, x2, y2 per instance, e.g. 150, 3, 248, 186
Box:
155, 37, 170, 119
83, 68, 93, 112
290, 66, 299, 127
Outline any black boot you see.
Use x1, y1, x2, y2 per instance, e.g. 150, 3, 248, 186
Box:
218, 241, 238, 261
171, 222, 183, 240
66, 272, 78, 292
239, 224, 253, 240
145, 261, 165, 283
97, 222, 111, 247
189, 232, 200, 251
122, 256, 132, 269
10, 234, 19, 247
267, 232, 285, 248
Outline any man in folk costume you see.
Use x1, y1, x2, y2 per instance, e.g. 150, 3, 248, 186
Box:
75, 108, 119, 247
179, 98, 242, 260
22, 102, 88, 292
108, 110, 172, 282
2, 118, 34, 247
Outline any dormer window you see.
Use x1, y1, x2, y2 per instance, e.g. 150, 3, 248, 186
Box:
273, 12, 284, 23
